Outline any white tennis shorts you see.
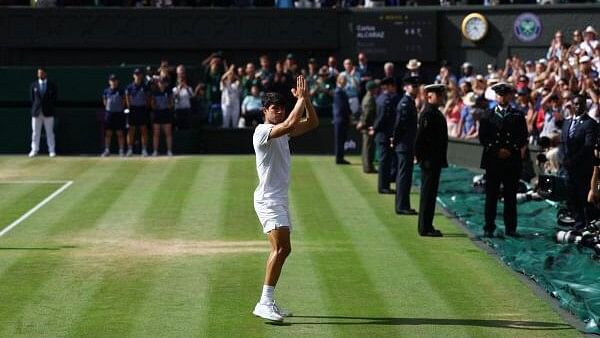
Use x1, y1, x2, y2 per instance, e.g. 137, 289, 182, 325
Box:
254, 200, 292, 234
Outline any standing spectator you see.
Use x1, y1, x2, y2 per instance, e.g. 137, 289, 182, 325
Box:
220, 65, 241, 128
458, 62, 475, 85
241, 84, 263, 128
393, 75, 420, 215
443, 83, 463, 137
273, 60, 294, 113
310, 66, 334, 118
242, 63, 262, 99
357, 52, 373, 98
333, 75, 351, 165
580, 26, 598, 57
173, 76, 194, 130
357, 80, 378, 173
524, 60, 536, 83
101, 74, 126, 157
284, 53, 300, 78
547, 30, 565, 61
203, 53, 225, 125
405, 59, 421, 79
373, 77, 398, 194
383, 62, 395, 80
560, 94, 598, 229
340, 58, 361, 119
459, 92, 484, 140
567, 30, 583, 57
327, 56, 339, 81
257, 54, 273, 91
514, 87, 536, 137
434, 64, 458, 85
151, 79, 175, 156
305, 58, 319, 90
125, 68, 151, 157
539, 94, 564, 138
29, 67, 57, 158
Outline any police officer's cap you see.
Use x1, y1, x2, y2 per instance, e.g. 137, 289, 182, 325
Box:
133, 68, 143, 75
108, 74, 118, 81
424, 84, 446, 94
491, 82, 515, 96
381, 77, 396, 86
402, 75, 420, 86
366, 80, 378, 90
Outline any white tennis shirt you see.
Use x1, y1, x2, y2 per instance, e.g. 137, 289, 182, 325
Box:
253, 124, 291, 204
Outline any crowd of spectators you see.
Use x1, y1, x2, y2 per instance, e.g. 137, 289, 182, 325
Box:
10, 0, 598, 8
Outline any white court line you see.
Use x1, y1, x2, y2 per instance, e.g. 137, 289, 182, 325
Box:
0, 180, 71, 184
0, 181, 74, 237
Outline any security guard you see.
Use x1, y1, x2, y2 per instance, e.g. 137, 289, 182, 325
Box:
559, 94, 598, 229
415, 84, 448, 237
393, 75, 420, 215
357, 80, 378, 173
479, 83, 528, 237
373, 77, 399, 194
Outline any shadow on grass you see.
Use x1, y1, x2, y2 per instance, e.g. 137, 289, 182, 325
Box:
267, 315, 572, 330
0, 245, 76, 251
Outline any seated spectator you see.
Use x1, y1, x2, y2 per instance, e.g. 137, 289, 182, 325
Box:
240, 84, 263, 128
547, 30, 565, 62
242, 62, 262, 99
580, 26, 598, 57
458, 62, 474, 85
435, 64, 458, 86
256, 54, 273, 91
458, 92, 482, 140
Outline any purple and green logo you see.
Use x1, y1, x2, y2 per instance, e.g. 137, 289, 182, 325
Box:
514, 12, 542, 42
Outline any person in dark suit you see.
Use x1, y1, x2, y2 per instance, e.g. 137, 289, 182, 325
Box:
29, 67, 58, 157
333, 74, 352, 165
357, 80, 378, 173
478, 83, 528, 237
560, 94, 598, 229
373, 77, 399, 193
415, 84, 448, 237
393, 75, 420, 215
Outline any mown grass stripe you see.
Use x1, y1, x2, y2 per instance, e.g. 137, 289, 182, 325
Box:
341, 163, 577, 337
286, 158, 392, 337
140, 157, 202, 237
0, 183, 62, 227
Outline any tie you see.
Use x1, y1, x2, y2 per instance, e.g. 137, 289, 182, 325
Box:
569, 119, 578, 138
40, 82, 46, 96
495, 106, 505, 119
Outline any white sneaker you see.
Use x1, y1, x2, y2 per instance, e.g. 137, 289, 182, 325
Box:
273, 302, 292, 317
152, 151, 158, 157
118, 149, 125, 157
141, 149, 148, 157
101, 149, 110, 157
49, 152, 56, 158
253, 302, 284, 322
126, 149, 133, 157
28, 150, 37, 158
167, 150, 173, 157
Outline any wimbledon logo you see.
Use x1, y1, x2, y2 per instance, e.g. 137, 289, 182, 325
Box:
514, 12, 542, 42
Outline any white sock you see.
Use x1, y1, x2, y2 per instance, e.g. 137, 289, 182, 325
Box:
259, 285, 274, 305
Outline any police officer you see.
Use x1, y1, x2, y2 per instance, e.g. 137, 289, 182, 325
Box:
357, 80, 378, 173
125, 68, 150, 157
101, 74, 126, 157
415, 84, 448, 237
393, 75, 420, 215
560, 94, 598, 229
479, 83, 528, 237
373, 77, 399, 194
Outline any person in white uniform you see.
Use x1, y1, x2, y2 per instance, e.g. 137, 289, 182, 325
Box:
29, 67, 58, 157
252, 75, 319, 322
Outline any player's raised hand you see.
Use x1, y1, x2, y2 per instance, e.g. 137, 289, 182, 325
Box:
291, 75, 307, 99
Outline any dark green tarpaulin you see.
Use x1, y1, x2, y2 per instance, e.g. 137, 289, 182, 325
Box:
420, 165, 600, 334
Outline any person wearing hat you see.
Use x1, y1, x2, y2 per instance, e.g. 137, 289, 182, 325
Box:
459, 92, 484, 140
151, 77, 175, 156
578, 55, 598, 82
580, 26, 598, 57
373, 77, 399, 193
560, 94, 598, 230
357, 80, 378, 173
29, 67, 58, 158
415, 84, 448, 237
478, 83, 528, 237
406, 59, 421, 79
310, 66, 334, 118
125, 68, 151, 157
392, 75, 420, 214
101, 74, 126, 157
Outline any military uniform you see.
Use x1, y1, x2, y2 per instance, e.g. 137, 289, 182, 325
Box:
374, 89, 399, 192
479, 86, 528, 236
415, 98, 448, 236
393, 92, 418, 213
360, 87, 377, 173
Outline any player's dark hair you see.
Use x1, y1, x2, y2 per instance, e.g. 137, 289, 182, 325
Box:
262, 92, 284, 109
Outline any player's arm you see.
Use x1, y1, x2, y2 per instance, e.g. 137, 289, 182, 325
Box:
290, 87, 319, 138
270, 76, 307, 139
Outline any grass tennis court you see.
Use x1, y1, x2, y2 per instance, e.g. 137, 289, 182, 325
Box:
0, 155, 580, 337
